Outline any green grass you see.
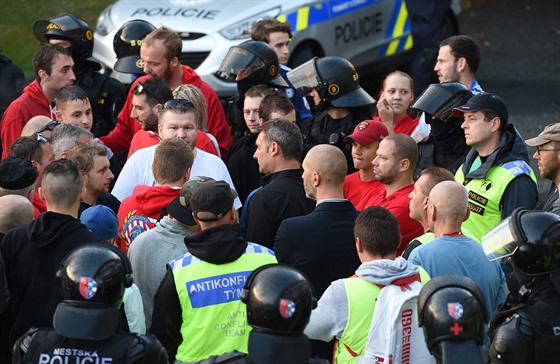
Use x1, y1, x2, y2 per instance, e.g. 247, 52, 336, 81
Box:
0, 0, 114, 77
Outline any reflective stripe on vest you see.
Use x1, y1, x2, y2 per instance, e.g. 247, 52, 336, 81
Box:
335, 268, 430, 364
170, 242, 277, 362
456, 160, 536, 242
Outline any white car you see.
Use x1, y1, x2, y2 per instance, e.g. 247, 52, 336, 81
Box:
93, 0, 459, 98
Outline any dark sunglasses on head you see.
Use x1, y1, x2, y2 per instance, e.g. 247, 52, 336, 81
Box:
133, 82, 155, 99
36, 121, 59, 134
163, 99, 194, 109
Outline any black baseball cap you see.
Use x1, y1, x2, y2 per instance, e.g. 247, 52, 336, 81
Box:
452, 92, 509, 122
190, 181, 238, 222
167, 176, 215, 228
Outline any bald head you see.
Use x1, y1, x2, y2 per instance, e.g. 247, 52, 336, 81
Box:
22, 116, 52, 137
0, 194, 34, 234
305, 144, 347, 186
429, 181, 469, 222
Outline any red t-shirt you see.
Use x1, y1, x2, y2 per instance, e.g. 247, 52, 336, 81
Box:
373, 114, 419, 136
356, 183, 424, 255
343, 172, 384, 208
100, 65, 231, 157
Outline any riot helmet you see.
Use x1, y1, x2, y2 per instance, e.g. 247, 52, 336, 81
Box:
33, 13, 94, 60
411, 82, 473, 123
241, 264, 316, 335
53, 242, 133, 340
482, 208, 560, 276
217, 40, 288, 88
287, 56, 375, 108
113, 19, 156, 74
418, 275, 487, 363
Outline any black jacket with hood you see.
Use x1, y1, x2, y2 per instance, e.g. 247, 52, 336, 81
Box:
459, 123, 538, 219
0, 211, 100, 362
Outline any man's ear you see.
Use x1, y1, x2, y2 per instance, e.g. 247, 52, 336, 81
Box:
54, 110, 63, 122
269, 141, 280, 157
399, 158, 410, 172
355, 236, 364, 253
457, 57, 467, 73
38, 186, 46, 202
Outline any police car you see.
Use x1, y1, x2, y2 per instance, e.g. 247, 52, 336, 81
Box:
93, 0, 459, 98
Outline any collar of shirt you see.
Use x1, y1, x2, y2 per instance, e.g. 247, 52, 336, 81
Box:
316, 198, 348, 206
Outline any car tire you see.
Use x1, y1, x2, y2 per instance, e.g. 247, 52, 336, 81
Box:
288, 43, 316, 69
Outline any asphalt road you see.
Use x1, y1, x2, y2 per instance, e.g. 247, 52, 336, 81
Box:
457, 0, 560, 191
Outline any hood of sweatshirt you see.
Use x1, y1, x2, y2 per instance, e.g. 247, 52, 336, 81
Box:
356, 257, 421, 286
129, 185, 181, 216
26, 211, 90, 248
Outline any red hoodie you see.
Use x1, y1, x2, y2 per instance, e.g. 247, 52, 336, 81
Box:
116, 185, 181, 253
1, 80, 53, 158
101, 65, 231, 157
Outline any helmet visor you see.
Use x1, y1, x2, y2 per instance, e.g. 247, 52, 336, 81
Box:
481, 216, 519, 261
286, 58, 321, 96
217, 46, 266, 81
412, 83, 472, 122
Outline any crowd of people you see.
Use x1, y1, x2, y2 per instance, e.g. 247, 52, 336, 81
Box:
0, 12, 559, 364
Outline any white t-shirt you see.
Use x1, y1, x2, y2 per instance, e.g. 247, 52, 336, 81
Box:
111, 145, 242, 209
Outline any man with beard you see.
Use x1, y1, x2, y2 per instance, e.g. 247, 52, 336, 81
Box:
525, 123, 560, 214
100, 26, 231, 157
126, 77, 173, 158
355, 134, 424, 255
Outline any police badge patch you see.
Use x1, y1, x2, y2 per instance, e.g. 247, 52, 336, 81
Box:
79, 277, 98, 300
447, 302, 464, 320
279, 298, 296, 319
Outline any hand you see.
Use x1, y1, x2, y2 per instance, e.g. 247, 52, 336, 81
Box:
377, 96, 395, 133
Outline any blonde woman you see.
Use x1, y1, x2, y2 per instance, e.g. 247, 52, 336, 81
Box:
375, 71, 418, 136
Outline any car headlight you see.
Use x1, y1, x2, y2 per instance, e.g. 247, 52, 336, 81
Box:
95, 4, 116, 36
219, 7, 281, 40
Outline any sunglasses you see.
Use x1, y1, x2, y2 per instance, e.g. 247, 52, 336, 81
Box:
133, 82, 155, 99
36, 121, 59, 134
36, 133, 49, 143
163, 99, 194, 110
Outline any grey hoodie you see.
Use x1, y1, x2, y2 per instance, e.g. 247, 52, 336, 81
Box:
128, 215, 194, 327
304, 257, 421, 342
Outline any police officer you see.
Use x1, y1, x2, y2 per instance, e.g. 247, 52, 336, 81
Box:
418, 274, 487, 364
411, 82, 473, 178
483, 208, 560, 364
198, 264, 329, 364
12, 243, 168, 363
217, 40, 289, 141
287, 56, 376, 174
33, 13, 126, 138
113, 19, 156, 78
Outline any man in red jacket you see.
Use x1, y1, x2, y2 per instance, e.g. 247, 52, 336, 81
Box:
1, 44, 75, 158
100, 26, 231, 157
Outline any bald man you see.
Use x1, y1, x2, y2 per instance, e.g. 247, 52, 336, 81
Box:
274, 144, 361, 296
274, 144, 361, 359
21, 116, 58, 141
0, 194, 34, 239
408, 181, 506, 323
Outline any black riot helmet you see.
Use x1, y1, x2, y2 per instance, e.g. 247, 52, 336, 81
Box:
113, 19, 156, 74
53, 242, 133, 340
418, 275, 487, 363
241, 264, 316, 335
33, 13, 94, 60
287, 56, 376, 108
411, 82, 473, 123
217, 40, 288, 88
483, 208, 560, 276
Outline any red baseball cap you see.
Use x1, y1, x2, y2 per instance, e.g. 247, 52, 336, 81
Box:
344, 120, 388, 145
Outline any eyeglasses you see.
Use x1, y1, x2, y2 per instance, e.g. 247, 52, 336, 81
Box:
163, 99, 194, 110
536, 145, 560, 155
36, 121, 59, 134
